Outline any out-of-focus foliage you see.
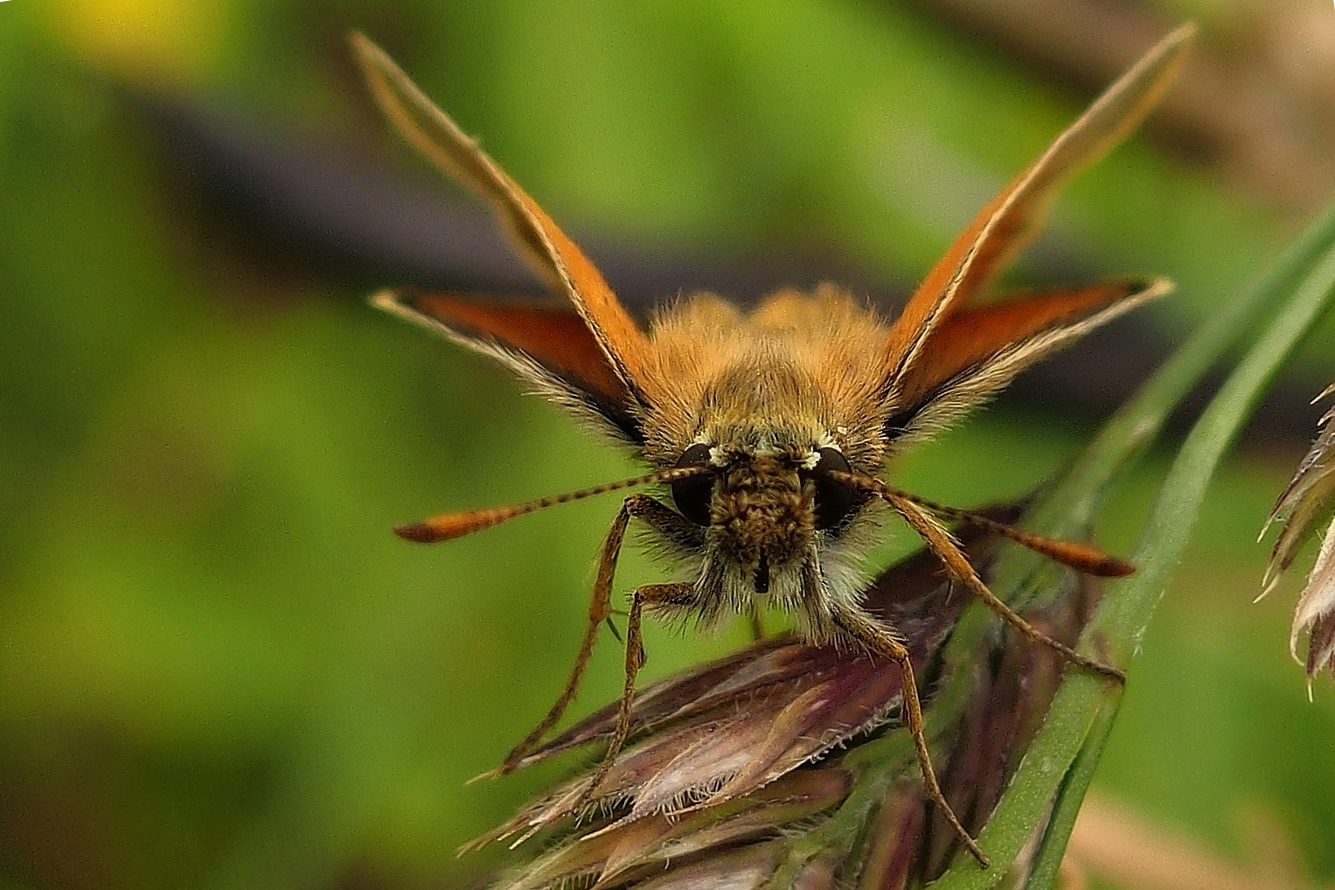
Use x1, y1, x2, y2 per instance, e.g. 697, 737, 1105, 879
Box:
2, 2, 1334, 889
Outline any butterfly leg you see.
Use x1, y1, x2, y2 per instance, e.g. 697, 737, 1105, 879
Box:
829, 601, 989, 867
883, 490, 1125, 681
748, 603, 766, 641
502, 494, 692, 772
501, 494, 638, 771
573, 580, 695, 813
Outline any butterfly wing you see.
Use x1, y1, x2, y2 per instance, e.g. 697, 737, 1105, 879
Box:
372, 289, 642, 440
883, 25, 1194, 396
351, 34, 651, 411
881, 25, 1193, 441
883, 276, 1171, 440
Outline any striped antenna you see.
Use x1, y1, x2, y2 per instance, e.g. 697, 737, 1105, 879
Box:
395, 465, 711, 543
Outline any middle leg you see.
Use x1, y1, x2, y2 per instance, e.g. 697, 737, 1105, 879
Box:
573, 580, 696, 812
883, 490, 1125, 682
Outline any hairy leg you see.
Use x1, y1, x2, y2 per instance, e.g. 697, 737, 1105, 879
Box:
830, 601, 990, 867
883, 490, 1125, 681
503, 494, 699, 771
574, 581, 696, 811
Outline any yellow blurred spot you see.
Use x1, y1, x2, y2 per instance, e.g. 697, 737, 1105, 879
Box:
39, 0, 231, 85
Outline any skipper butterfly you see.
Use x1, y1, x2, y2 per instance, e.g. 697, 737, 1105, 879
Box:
352, 26, 1193, 864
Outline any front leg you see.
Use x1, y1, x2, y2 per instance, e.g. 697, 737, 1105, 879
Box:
502, 494, 691, 771
883, 489, 1125, 682
574, 580, 696, 811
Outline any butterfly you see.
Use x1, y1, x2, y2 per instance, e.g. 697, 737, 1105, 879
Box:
351, 25, 1193, 865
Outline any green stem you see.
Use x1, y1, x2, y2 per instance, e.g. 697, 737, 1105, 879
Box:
931, 205, 1335, 888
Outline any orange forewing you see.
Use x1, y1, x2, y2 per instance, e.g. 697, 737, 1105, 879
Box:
382, 290, 631, 405
351, 33, 649, 402
894, 277, 1168, 411
883, 24, 1194, 385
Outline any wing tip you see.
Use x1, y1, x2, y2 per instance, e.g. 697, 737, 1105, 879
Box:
369, 287, 415, 320
1163, 22, 1199, 52
347, 30, 388, 77
1125, 274, 1175, 306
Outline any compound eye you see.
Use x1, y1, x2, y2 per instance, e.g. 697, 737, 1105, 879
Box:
808, 447, 857, 530
670, 443, 715, 526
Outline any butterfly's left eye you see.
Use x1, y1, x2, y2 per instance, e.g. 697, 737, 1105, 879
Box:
804, 447, 857, 530
671, 443, 716, 526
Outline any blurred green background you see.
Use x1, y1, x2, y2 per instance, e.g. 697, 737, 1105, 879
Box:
3, 1, 1334, 887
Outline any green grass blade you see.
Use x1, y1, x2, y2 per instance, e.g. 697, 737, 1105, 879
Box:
1042, 202, 1335, 536
1021, 239, 1335, 890
1022, 700, 1118, 889
929, 205, 1335, 889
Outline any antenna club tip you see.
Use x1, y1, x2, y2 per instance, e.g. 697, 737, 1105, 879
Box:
1097, 557, 1137, 578
395, 522, 449, 543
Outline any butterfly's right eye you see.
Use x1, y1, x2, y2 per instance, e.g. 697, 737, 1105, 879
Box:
670, 443, 715, 526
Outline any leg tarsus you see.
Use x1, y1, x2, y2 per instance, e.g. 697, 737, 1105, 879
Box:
570, 583, 692, 813
831, 604, 989, 868
885, 490, 1125, 684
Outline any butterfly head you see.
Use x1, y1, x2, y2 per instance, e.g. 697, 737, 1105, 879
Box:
668, 439, 862, 596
